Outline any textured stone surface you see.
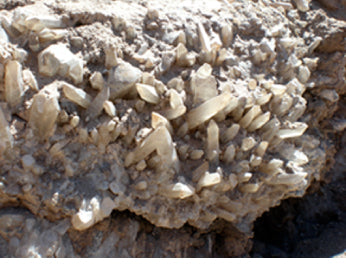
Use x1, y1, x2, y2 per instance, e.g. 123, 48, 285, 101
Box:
0, 0, 345, 258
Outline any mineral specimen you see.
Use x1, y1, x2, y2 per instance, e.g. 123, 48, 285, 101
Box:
0, 0, 343, 258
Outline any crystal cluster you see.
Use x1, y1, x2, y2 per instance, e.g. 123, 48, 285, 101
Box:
0, 0, 335, 237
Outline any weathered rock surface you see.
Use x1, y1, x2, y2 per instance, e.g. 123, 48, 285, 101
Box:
0, 0, 345, 258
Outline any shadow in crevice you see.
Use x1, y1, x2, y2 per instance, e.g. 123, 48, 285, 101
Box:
251, 179, 346, 257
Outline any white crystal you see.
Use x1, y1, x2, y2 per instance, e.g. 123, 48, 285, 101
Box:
70, 115, 80, 128
198, 172, 221, 190
168, 183, 194, 199
197, 22, 211, 52
25, 15, 64, 32
136, 83, 160, 104
86, 87, 110, 120
206, 120, 219, 162
239, 183, 261, 193
277, 122, 308, 139
270, 84, 287, 96
71, 197, 104, 231
187, 91, 236, 129
237, 172, 252, 183
38, 28, 67, 43
104, 46, 118, 69
21, 154, 35, 171
125, 125, 179, 171
169, 89, 184, 109
151, 112, 173, 134
103, 100, 116, 117
247, 112, 271, 132
239, 105, 262, 129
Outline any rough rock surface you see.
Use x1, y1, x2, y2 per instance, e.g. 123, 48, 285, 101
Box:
0, 0, 345, 257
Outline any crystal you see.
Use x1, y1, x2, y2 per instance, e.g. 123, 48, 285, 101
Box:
191, 63, 217, 104
239, 105, 262, 129
38, 44, 83, 84
62, 83, 92, 109
197, 171, 221, 190
5, 60, 24, 107
206, 120, 219, 162
276, 122, 308, 139
221, 123, 240, 143
167, 183, 194, 199
247, 112, 271, 132
0, 106, 13, 155
108, 61, 142, 99
187, 91, 236, 129
29, 83, 60, 140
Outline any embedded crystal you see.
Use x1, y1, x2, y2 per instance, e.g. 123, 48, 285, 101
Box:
29, 83, 60, 140
5, 60, 24, 107
0, 107, 13, 155
187, 91, 236, 129
62, 83, 92, 109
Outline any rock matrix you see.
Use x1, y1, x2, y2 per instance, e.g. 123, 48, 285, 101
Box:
0, 0, 344, 257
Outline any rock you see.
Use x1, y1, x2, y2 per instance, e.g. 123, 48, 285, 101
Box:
38, 44, 83, 84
